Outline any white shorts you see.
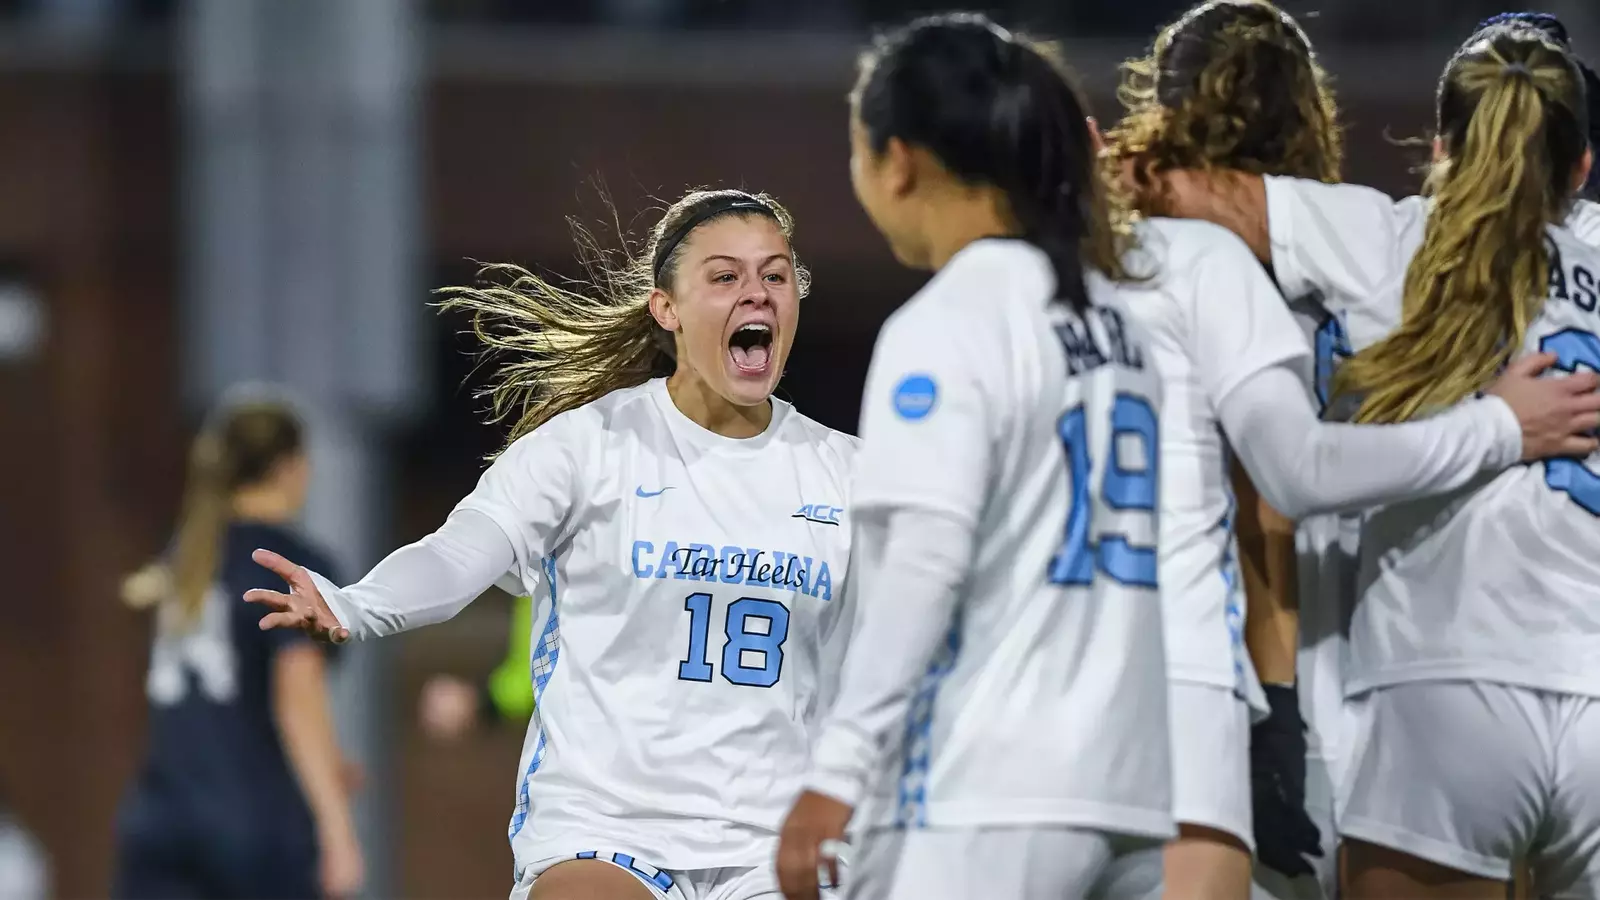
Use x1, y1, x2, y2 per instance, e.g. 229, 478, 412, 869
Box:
1170, 681, 1254, 851
1339, 681, 1600, 896
1250, 753, 1338, 900
509, 850, 840, 900
848, 826, 1163, 900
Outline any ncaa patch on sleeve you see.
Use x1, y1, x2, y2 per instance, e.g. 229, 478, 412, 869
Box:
892, 374, 938, 420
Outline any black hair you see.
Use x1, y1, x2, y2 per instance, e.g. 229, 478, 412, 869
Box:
853, 12, 1127, 312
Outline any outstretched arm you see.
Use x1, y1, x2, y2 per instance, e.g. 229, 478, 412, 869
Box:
248, 412, 588, 642
248, 509, 517, 641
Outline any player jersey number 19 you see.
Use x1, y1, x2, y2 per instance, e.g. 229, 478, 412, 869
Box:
678, 593, 790, 688
1049, 393, 1159, 588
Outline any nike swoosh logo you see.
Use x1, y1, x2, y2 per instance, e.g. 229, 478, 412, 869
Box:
635, 486, 673, 498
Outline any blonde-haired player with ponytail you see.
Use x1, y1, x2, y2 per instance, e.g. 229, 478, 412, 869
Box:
1154, 21, 1600, 899
115, 397, 363, 900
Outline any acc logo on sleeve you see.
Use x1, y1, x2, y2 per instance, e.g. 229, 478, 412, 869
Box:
892, 374, 938, 421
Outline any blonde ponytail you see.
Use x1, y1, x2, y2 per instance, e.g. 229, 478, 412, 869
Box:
436, 189, 806, 452
123, 400, 304, 628
1335, 25, 1588, 422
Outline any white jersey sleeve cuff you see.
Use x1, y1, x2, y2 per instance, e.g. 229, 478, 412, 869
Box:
1476, 394, 1523, 470
307, 568, 364, 641
804, 725, 878, 808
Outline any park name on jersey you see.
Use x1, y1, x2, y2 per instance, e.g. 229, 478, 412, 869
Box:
1054, 305, 1146, 375
630, 540, 835, 601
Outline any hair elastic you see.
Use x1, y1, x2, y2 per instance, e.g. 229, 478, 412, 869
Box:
651, 196, 779, 285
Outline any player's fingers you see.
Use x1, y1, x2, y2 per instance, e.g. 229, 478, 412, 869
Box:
1506, 352, 1558, 378
1565, 387, 1600, 414
257, 610, 307, 632
779, 836, 820, 900
1561, 370, 1600, 395
1560, 435, 1600, 457
253, 548, 305, 585
243, 588, 295, 612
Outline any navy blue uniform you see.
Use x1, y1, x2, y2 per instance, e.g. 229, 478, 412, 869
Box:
114, 522, 340, 900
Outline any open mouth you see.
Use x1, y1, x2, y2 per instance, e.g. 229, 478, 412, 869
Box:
728, 323, 774, 375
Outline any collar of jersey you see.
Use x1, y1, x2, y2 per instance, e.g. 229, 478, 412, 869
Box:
648, 377, 787, 455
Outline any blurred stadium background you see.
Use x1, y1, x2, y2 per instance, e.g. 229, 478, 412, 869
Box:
0, 0, 1592, 897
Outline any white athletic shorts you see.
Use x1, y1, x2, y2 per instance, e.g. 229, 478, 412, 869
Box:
1339, 681, 1600, 896
848, 826, 1163, 900
1250, 752, 1338, 900
1170, 681, 1254, 851
509, 849, 841, 900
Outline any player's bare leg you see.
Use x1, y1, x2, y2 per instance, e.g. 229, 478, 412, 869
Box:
1344, 839, 1504, 900
1163, 824, 1252, 900
528, 860, 659, 900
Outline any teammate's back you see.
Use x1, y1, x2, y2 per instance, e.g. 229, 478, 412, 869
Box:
1260, 175, 1600, 694
849, 237, 1170, 833
780, 16, 1173, 897
1351, 223, 1600, 694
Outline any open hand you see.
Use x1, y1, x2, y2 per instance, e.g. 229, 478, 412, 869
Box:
1486, 352, 1600, 461
776, 790, 851, 900
244, 549, 351, 644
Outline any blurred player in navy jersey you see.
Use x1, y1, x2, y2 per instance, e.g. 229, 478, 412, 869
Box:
115, 395, 363, 900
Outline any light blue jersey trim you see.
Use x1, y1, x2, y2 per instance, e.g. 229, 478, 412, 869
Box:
1221, 490, 1248, 693
508, 557, 562, 844
894, 612, 962, 828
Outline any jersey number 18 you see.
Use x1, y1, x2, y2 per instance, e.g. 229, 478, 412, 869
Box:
677, 594, 790, 688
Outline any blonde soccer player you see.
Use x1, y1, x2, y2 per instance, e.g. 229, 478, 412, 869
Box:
1154, 21, 1600, 897
772, 12, 1600, 900
247, 189, 858, 900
